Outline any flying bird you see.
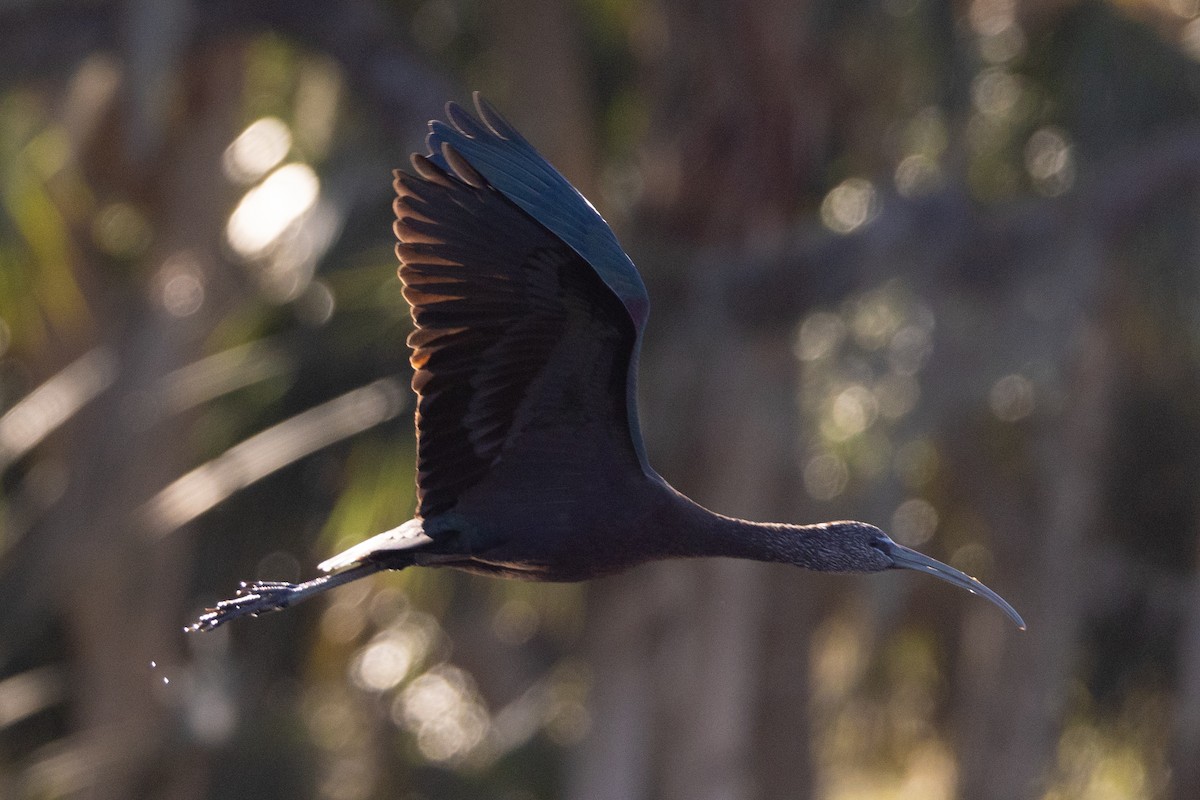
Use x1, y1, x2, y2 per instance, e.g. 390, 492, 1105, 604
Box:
190, 94, 1025, 633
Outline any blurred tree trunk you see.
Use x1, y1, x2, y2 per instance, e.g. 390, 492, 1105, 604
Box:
570, 1, 830, 798
945, 113, 1200, 797
28, 40, 246, 800
952, 319, 1114, 800
635, 0, 830, 240
570, 312, 814, 800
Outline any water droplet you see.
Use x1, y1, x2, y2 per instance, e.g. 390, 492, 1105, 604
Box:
150, 660, 157, 668
163, 677, 170, 685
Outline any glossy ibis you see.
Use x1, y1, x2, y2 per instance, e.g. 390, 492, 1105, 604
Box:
190, 94, 1025, 633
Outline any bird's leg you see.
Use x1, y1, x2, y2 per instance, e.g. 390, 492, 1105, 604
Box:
187, 562, 384, 632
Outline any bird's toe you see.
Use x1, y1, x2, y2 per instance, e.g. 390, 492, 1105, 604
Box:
187, 582, 299, 632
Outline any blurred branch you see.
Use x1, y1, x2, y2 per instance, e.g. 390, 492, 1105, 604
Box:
957, 320, 1115, 800
19, 725, 142, 799
0, 665, 63, 730
140, 376, 407, 537
160, 337, 295, 413
0, 347, 117, 472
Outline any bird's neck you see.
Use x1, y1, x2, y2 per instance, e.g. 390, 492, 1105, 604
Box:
668, 491, 832, 570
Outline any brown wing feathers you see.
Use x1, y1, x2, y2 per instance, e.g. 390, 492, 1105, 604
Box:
393, 153, 573, 517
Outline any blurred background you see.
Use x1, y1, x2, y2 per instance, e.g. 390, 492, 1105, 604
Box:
1, 0, 1199, 798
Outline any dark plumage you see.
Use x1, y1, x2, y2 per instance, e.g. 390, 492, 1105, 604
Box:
191, 94, 1025, 633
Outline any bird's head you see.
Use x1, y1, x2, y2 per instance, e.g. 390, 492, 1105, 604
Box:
819, 521, 1026, 630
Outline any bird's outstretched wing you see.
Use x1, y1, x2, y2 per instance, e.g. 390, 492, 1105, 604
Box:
395, 126, 644, 518
425, 93, 649, 331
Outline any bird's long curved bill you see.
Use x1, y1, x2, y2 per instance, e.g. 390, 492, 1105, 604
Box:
883, 541, 1026, 630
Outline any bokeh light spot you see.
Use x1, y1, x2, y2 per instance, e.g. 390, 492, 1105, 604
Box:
394, 665, 489, 762
891, 498, 939, 547
155, 254, 205, 318
226, 163, 320, 257
851, 293, 903, 351
951, 542, 995, 579
904, 107, 949, 159
794, 311, 846, 362
1025, 127, 1075, 196
888, 325, 933, 375
826, 384, 878, 441
318, 755, 374, 800
295, 279, 336, 326
979, 25, 1026, 64
989, 373, 1035, 421
895, 154, 942, 197
307, 692, 362, 752
92, 202, 152, 259
876, 374, 921, 420
492, 599, 539, 645
804, 452, 849, 501
321, 600, 366, 645
971, 68, 1022, 119
223, 116, 292, 184
821, 178, 880, 234
354, 630, 418, 692
969, 0, 1015, 37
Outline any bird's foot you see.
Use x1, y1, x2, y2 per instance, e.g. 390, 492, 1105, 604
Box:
187, 581, 301, 632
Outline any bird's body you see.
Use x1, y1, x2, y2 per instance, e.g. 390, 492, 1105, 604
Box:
191, 94, 1025, 632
